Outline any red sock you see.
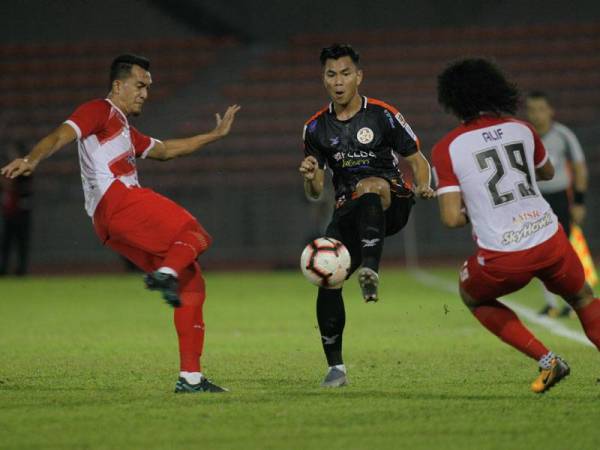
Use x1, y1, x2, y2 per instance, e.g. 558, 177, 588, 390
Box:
173, 263, 206, 372
472, 299, 549, 360
162, 222, 212, 276
575, 298, 600, 351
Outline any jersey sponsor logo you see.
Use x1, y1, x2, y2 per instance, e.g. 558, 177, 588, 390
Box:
346, 150, 376, 159
342, 159, 369, 168
356, 127, 374, 144
395, 112, 418, 142
512, 209, 542, 225
339, 150, 377, 168
501, 212, 553, 245
333, 150, 377, 168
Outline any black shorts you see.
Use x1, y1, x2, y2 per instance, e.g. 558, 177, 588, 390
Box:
543, 190, 571, 236
325, 193, 414, 276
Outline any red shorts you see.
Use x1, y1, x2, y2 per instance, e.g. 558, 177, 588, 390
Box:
93, 180, 202, 272
460, 228, 585, 301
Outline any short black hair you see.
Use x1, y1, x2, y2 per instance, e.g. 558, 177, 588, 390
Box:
109, 54, 150, 88
526, 90, 551, 103
320, 44, 360, 66
437, 58, 519, 122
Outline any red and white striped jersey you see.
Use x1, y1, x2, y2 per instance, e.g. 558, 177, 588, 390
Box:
64, 99, 157, 217
432, 115, 558, 252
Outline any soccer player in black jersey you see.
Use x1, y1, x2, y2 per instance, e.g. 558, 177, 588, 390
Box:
299, 44, 434, 387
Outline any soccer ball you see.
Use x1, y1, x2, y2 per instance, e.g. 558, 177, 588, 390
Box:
300, 237, 351, 289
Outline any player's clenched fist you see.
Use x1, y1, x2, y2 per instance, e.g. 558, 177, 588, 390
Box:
414, 184, 436, 199
299, 156, 318, 180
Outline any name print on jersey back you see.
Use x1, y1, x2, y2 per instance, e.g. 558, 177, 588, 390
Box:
433, 116, 558, 252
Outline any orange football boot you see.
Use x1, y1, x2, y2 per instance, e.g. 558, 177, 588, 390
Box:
531, 357, 570, 394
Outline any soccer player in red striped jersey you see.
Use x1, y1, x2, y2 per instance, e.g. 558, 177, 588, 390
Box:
299, 44, 434, 387
1, 54, 240, 393
432, 58, 600, 393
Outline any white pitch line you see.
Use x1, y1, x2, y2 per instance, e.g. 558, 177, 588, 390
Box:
410, 269, 594, 348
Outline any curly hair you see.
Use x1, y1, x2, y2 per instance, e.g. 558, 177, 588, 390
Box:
437, 58, 519, 122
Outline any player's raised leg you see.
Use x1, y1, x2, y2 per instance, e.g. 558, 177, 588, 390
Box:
354, 177, 390, 302
100, 186, 213, 308
146, 220, 213, 307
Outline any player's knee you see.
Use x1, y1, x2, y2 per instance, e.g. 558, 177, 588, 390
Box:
459, 285, 481, 310
564, 282, 595, 309
184, 221, 213, 253
356, 177, 391, 209
197, 229, 213, 251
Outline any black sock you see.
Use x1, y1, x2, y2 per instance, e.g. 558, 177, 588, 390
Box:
357, 193, 385, 272
316, 287, 345, 366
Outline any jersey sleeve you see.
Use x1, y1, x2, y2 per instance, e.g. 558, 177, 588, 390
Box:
385, 109, 420, 157
559, 125, 585, 163
431, 141, 461, 195
302, 120, 326, 169
64, 99, 110, 140
130, 126, 157, 159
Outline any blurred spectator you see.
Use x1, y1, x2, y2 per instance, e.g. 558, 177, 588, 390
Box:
1, 141, 34, 276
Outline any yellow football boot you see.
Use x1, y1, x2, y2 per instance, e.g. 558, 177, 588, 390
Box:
531, 357, 570, 394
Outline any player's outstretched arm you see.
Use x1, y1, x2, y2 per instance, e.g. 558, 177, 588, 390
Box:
437, 192, 469, 228
147, 105, 241, 161
405, 151, 435, 199
1, 123, 77, 179
299, 156, 324, 200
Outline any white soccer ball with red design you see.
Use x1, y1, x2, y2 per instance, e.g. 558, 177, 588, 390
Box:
300, 237, 351, 289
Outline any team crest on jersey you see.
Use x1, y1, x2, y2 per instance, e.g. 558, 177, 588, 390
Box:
356, 127, 374, 144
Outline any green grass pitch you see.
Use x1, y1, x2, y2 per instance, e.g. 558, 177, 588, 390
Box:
1, 268, 599, 450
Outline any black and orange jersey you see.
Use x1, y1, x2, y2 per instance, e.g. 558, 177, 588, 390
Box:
303, 96, 419, 202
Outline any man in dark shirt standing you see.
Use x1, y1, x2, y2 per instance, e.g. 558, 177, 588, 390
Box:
299, 44, 434, 387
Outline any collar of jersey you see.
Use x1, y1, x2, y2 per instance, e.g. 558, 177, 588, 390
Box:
328, 95, 368, 117
104, 98, 129, 124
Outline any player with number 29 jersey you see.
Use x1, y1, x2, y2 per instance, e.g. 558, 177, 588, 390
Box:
433, 115, 557, 253
431, 58, 600, 395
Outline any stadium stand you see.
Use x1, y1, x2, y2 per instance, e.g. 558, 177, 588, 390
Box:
3, 21, 599, 268
0, 37, 238, 142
